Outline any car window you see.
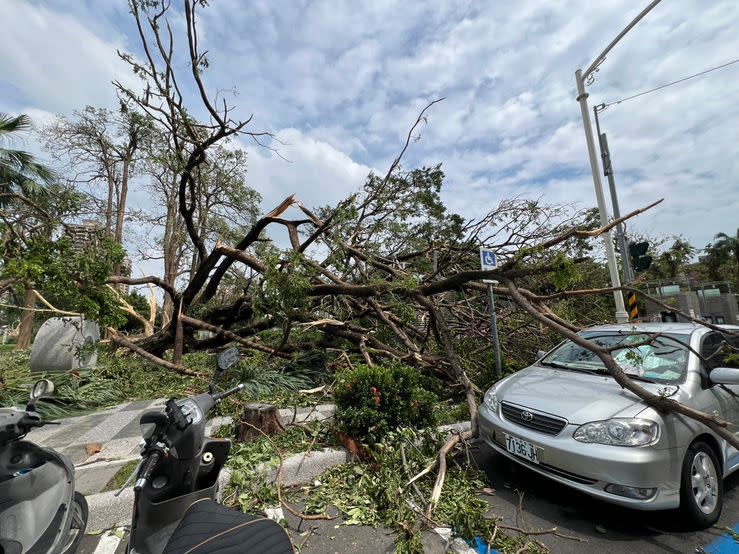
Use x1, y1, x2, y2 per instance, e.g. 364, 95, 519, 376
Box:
541, 331, 690, 383
701, 331, 739, 370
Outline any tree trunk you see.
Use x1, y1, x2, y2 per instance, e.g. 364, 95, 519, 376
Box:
161, 182, 181, 327
115, 159, 130, 245
237, 403, 285, 442
15, 289, 36, 350
106, 173, 114, 236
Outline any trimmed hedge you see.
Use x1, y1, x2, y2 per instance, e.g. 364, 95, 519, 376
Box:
333, 362, 436, 443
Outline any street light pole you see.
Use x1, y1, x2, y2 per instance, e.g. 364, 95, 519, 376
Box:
574, 0, 663, 323
575, 70, 629, 323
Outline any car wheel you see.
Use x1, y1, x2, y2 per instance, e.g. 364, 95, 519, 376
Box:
679, 441, 723, 528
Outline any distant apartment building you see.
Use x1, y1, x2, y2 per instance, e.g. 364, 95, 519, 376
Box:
65, 220, 102, 251
64, 220, 132, 294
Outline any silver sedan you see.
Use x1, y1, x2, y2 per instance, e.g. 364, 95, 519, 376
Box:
479, 322, 739, 528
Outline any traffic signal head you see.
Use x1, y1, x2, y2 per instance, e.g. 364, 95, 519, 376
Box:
628, 241, 652, 272
628, 242, 648, 257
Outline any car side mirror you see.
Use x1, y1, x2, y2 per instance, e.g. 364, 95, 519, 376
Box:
536, 350, 547, 360
710, 367, 739, 385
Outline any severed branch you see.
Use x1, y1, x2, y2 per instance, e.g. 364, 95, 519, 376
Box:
106, 285, 154, 336
108, 330, 198, 377
107, 275, 176, 299
179, 315, 293, 359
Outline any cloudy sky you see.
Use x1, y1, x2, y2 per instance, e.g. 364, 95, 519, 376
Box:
1, 0, 737, 263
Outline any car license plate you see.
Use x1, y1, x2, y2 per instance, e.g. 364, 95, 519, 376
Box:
505, 434, 540, 464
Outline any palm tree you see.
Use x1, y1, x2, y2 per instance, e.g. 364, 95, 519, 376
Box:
714, 228, 739, 267
0, 113, 54, 201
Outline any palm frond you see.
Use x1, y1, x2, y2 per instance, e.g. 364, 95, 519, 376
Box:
0, 113, 32, 138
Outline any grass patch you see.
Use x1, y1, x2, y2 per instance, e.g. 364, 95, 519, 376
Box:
102, 459, 140, 493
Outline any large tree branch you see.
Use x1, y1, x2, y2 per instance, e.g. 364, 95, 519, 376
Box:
109, 330, 197, 377
179, 315, 292, 359
107, 275, 176, 299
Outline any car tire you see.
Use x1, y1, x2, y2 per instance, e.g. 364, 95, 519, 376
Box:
679, 441, 723, 529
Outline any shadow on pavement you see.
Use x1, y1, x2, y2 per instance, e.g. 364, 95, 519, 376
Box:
471, 441, 739, 551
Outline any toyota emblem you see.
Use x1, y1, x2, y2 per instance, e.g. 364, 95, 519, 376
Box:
521, 411, 534, 421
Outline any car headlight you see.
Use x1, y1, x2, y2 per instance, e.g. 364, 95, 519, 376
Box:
484, 387, 499, 411
573, 418, 659, 447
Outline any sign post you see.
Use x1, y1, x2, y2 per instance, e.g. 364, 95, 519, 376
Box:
480, 247, 503, 379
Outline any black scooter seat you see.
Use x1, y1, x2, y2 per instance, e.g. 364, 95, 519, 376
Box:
162, 498, 294, 553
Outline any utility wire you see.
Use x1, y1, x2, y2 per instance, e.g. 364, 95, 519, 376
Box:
603, 57, 739, 107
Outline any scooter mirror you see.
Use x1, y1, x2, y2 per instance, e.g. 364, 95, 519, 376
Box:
217, 347, 241, 371
30, 379, 55, 400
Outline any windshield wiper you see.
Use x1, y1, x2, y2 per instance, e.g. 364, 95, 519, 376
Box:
624, 373, 658, 384
540, 360, 599, 374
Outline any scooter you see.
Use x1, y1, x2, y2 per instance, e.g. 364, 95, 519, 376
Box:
125, 347, 294, 553
0, 379, 88, 554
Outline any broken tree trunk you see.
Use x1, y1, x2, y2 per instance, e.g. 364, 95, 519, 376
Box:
237, 403, 286, 442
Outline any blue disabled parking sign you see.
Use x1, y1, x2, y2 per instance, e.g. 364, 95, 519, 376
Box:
479, 247, 497, 271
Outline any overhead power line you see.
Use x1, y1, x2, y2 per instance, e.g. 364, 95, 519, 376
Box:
603, 57, 739, 107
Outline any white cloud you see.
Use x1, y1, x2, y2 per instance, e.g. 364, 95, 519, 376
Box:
247, 127, 373, 213
0, 1, 135, 113
4, 0, 738, 264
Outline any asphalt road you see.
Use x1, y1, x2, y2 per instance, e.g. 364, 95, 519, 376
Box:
472, 441, 739, 553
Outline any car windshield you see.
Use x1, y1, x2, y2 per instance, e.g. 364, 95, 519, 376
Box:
541, 331, 691, 383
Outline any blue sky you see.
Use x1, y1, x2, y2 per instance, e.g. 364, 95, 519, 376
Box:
1, 0, 738, 267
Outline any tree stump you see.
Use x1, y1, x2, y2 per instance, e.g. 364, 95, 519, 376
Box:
237, 403, 286, 442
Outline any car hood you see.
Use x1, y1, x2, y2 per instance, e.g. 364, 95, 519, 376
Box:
495, 366, 678, 424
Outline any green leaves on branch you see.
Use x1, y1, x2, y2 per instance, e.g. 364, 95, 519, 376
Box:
253, 250, 317, 320
2, 234, 127, 328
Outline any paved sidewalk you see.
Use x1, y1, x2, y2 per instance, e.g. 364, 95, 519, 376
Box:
33, 398, 337, 538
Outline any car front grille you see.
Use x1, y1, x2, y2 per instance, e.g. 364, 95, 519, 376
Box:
501, 402, 567, 436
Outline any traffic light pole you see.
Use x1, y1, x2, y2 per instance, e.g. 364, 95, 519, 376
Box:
594, 105, 633, 283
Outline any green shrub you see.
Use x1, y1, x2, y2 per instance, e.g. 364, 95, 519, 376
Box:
333, 362, 436, 443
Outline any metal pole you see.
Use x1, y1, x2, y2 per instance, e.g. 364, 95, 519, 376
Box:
584, 0, 663, 78
700, 282, 708, 318
487, 283, 503, 379
594, 106, 633, 283
575, 70, 629, 323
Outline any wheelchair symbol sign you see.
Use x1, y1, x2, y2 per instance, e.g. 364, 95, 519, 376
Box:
479, 248, 497, 270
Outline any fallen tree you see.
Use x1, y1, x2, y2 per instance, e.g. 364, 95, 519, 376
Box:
100, 0, 739, 528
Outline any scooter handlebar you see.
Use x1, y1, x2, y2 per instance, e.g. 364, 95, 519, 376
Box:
134, 451, 161, 492
211, 383, 245, 403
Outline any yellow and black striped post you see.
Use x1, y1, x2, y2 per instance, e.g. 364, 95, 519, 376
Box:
627, 291, 638, 321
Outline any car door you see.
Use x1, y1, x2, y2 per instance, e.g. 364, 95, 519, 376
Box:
699, 331, 739, 469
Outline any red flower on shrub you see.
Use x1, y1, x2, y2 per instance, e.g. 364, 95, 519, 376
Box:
370, 386, 381, 406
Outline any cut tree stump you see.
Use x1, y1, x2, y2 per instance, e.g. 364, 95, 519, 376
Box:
237, 403, 286, 442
